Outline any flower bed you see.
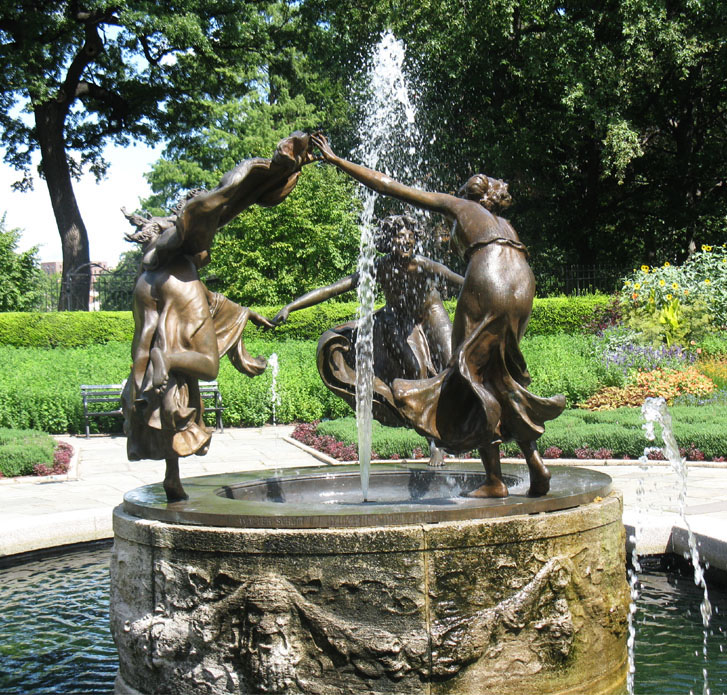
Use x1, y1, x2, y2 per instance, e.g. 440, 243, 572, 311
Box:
0, 430, 73, 478
298, 409, 727, 463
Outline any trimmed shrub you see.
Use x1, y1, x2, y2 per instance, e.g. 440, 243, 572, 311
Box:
526, 295, 613, 336
0, 295, 613, 349
0, 339, 349, 434
0, 312, 134, 348
0, 428, 57, 477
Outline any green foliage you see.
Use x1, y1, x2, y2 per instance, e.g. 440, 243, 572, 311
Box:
0, 294, 614, 348
202, 166, 361, 305
217, 339, 350, 427
0, 312, 134, 348
0, 428, 57, 477
0, 2, 350, 301
372, 0, 727, 265
317, 406, 727, 461
0, 339, 349, 434
0, 216, 45, 311
0, 344, 130, 433
522, 333, 622, 406
697, 334, 727, 358
526, 295, 613, 335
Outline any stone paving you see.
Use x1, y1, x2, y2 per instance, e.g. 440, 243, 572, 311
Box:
2, 427, 727, 571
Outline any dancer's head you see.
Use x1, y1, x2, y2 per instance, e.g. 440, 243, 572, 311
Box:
458, 174, 512, 212
377, 214, 421, 258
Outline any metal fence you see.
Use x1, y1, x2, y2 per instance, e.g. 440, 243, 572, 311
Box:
34, 272, 137, 312
533, 264, 626, 297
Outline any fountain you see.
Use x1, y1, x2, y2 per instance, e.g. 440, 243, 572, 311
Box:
628, 397, 714, 695
352, 32, 424, 500
110, 33, 629, 695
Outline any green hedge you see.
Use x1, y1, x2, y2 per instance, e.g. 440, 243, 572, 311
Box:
0, 332, 613, 434
317, 406, 727, 460
0, 311, 134, 347
0, 428, 56, 477
0, 340, 348, 434
0, 295, 612, 348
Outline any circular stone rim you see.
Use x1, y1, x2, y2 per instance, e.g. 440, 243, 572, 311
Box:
122, 463, 612, 529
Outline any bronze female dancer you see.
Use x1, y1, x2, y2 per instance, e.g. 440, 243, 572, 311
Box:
273, 214, 463, 466
123, 132, 315, 501
311, 133, 565, 497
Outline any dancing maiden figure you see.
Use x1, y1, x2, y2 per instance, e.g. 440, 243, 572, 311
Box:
273, 214, 463, 466
312, 133, 565, 497
122, 132, 316, 501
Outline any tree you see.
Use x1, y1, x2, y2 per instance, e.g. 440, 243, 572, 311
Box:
387, 0, 727, 268
143, 94, 362, 306
296, 1, 727, 273
0, 214, 45, 311
0, 1, 316, 309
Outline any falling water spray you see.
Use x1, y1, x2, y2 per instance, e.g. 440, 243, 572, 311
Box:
353, 32, 423, 501
636, 396, 713, 695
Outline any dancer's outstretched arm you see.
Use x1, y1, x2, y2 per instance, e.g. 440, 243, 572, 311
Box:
312, 133, 461, 219
272, 273, 359, 325
415, 255, 464, 287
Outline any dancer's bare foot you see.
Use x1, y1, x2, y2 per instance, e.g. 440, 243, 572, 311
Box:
518, 440, 551, 497
528, 467, 551, 497
428, 442, 445, 468
467, 479, 509, 498
150, 347, 169, 389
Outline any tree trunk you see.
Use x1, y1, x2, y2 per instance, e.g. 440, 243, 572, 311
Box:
34, 102, 91, 311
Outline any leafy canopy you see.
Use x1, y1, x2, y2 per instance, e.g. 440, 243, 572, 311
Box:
0, 215, 45, 311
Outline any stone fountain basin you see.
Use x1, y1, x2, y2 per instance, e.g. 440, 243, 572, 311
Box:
122, 462, 612, 528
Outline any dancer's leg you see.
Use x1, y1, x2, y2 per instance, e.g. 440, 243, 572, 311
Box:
518, 439, 551, 496
163, 455, 188, 502
468, 443, 508, 498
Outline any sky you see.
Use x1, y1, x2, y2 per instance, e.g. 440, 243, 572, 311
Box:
1, 141, 163, 267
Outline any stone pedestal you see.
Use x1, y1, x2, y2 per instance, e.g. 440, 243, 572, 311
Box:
111, 468, 629, 695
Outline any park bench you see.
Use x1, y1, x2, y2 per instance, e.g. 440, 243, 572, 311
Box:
80, 381, 225, 437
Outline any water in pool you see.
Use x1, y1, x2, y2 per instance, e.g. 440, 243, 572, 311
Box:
0, 545, 725, 694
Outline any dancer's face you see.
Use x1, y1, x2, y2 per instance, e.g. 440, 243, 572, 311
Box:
391, 226, 416, 258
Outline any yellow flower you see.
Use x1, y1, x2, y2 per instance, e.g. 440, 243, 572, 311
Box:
624, 280, 631, 287
702, 244, 713, 252
634, 283, 641, 290
641, 265, 650, 272
664, 261, 671, 267
672, 282, 679, 289
705, 278, 711, 284
666, 294, 673, 300
659, 279, 665, 286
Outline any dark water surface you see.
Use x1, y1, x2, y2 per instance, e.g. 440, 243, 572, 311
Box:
0, 545, 725, 694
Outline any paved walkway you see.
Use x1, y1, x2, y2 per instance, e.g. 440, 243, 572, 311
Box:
2, 427, 727, 571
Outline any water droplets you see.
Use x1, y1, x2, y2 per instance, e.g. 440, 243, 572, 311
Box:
353, 32, 422, 501
269, 353, 280, 426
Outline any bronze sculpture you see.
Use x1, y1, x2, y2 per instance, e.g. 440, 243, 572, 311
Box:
311, 133, 566, 497
273, 214, 463, 466
122, 132, 316, 501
